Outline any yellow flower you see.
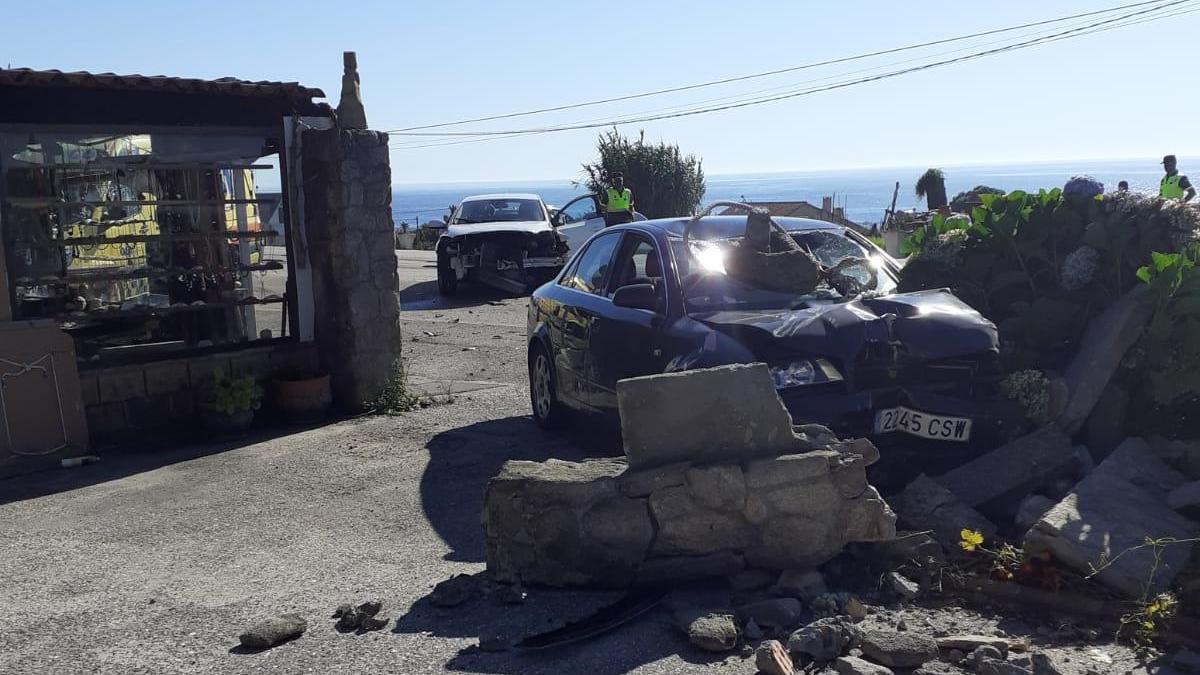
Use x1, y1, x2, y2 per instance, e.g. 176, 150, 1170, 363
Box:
1141, 620, 1155, 632
959, 529, 985, 552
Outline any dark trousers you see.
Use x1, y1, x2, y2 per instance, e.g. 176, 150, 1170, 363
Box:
604, 211, 634, 227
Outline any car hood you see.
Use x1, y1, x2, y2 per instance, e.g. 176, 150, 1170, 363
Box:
446, 220, 552, 238
692, 289, 998, 363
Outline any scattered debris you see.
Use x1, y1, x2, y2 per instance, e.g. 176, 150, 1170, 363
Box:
787, 616, 862, 662
886, 571, 920, 600
514, 590, 664, 651
859, 629, 939, 668
756, 639, 794, 675
684, 613, 739, 652
936, 635, 1013, 654
836, 655, 895, 675
238, 613, 307, 649
333, 599, 389, 632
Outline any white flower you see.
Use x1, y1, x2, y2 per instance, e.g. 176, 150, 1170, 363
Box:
1061, 245, 1100, 291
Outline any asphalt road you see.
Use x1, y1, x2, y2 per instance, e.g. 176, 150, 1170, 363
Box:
0, 250, 1151, 675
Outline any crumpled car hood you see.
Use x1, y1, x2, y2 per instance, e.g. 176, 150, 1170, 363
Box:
693, 289, 998, 363
446, 220, 552, 238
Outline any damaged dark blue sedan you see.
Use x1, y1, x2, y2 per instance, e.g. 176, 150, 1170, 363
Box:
526, 208, 1003, 467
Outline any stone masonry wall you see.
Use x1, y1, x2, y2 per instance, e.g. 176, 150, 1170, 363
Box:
482, 365, 897, 587
302, 128, 401, 409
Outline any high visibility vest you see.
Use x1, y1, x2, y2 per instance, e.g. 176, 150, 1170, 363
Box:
1162, 174, 1186, 199
605, 187, 632, 213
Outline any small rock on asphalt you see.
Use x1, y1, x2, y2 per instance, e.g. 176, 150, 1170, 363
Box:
936, 635, 1011, 654
859, 630, 938, 668
238, 613, 307, 649
687, 613, 739, 653
756, 639, 795, 675
836, 655, 895, 675
968, 645, 1006, 667
787, 617, 863, 662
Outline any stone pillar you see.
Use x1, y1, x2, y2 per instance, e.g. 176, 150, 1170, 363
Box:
302, 128, 399, 409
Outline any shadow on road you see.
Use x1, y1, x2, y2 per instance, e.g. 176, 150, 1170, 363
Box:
392, 576, 717, 675
401, 279, 527, 312
0, 418, 334, 506
420, 414, 621, 563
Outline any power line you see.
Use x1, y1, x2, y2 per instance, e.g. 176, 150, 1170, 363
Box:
390, 5, 1170, 150
384, 0, 1174, 134
390, 0, 1190, 145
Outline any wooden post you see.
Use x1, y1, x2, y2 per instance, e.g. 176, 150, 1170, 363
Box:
884, 181, 900, 230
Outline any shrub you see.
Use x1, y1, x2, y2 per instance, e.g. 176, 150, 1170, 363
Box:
204, 372, 263, 415
581, 129, 705, 218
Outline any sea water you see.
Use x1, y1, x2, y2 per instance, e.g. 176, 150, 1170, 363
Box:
393, 157, 1188, 229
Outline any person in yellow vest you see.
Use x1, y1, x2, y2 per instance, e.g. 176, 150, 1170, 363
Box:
600, 172, 634, 226
1161, 155, 1196, 202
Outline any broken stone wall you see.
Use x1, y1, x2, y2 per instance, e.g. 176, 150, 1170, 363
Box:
482, 364, 896, 587
301, 128, 400, 409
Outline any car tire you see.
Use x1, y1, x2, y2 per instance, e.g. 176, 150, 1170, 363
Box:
436, 249, 458, 296
529, 342, 564, 429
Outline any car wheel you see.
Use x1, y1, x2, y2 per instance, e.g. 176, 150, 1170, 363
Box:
436, 250, 458, 296
529, 343, 563, 429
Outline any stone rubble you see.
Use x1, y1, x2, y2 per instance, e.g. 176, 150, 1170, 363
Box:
755, 639, 795, 675
835, 655, 895, 675
786, 616, 863, 662
1025, 438, 1200, 596
684, 613, 739, 652
858, 629, 939, 668
482, 365, 895, 587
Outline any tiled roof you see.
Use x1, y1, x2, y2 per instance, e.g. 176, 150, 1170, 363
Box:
0, 68, 324, 100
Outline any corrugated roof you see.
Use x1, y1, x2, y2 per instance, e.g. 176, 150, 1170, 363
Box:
0, 68, 324, 100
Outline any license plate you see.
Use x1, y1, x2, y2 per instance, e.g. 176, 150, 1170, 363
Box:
873, 406, 972, 442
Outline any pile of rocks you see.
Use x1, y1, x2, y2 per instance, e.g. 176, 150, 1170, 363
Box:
482, 364, 896, 587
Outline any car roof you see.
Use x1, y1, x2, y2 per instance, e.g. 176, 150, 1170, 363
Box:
459, 193, 543, 202
626, 215, 848, 239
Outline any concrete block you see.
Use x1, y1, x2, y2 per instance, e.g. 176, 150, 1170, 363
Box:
144, 362, 190, 396
1059, 286, 1154, 434
1025, 438, 1200, 597
891, 474, 997, 547
935, 427, 1075, 510
617, 364, 802, 470
86, 402, 126, 437
97, 367, 146, 403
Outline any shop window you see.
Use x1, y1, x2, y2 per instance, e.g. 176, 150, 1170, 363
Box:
0, 130, 291, 365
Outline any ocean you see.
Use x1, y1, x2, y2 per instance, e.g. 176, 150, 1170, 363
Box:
392, 157, 1183, 229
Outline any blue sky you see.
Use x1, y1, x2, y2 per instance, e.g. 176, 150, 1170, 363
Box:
2, 1, 1196, 184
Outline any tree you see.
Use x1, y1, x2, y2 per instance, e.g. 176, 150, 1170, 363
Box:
582, 129, 706, 219
915, 168, 948, 211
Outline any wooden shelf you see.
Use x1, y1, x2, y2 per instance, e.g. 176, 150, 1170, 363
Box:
16, 229, 281, 248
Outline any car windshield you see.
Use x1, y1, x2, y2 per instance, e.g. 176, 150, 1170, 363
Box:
670, 229, 898, 313
453, 198, 545, 224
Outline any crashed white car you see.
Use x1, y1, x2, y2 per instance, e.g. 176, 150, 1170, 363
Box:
433, 193, 578, 295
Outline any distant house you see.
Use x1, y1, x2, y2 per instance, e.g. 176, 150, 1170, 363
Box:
717, 198, 865, 233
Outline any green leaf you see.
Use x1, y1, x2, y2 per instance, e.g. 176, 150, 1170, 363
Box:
1137, 266, 1152, 283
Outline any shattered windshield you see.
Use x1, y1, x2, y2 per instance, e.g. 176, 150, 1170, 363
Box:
453, 198, 546, 224
671, 230, 897, 313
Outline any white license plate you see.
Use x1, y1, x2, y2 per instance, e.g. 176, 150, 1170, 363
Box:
873, 406, 972, 442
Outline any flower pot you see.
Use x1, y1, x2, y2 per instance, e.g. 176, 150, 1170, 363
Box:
202, 409, 255, 435
272, 374, 332, 420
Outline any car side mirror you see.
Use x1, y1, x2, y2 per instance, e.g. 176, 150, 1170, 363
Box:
612, 283, 659, 312
551, 213, 565, 227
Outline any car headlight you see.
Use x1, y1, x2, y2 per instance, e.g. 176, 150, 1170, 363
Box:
769, 359, 842, 389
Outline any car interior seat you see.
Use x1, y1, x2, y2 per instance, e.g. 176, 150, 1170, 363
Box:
517, 201, 541, 221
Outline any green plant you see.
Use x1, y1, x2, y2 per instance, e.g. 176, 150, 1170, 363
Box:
412, 226, 440, 251
582, 128, 705, 218
999, 369, 1052, 424
1135, 248, 1200, 408
1086, 535, 1199, 646
204, 372, 263, 415
369, 360, 422, 415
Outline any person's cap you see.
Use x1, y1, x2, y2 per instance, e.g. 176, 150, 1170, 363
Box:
1163, 154, 1177, 164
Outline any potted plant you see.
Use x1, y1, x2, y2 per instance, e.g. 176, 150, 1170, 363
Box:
271, 368, 332, 421
202, 372, 263, 434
